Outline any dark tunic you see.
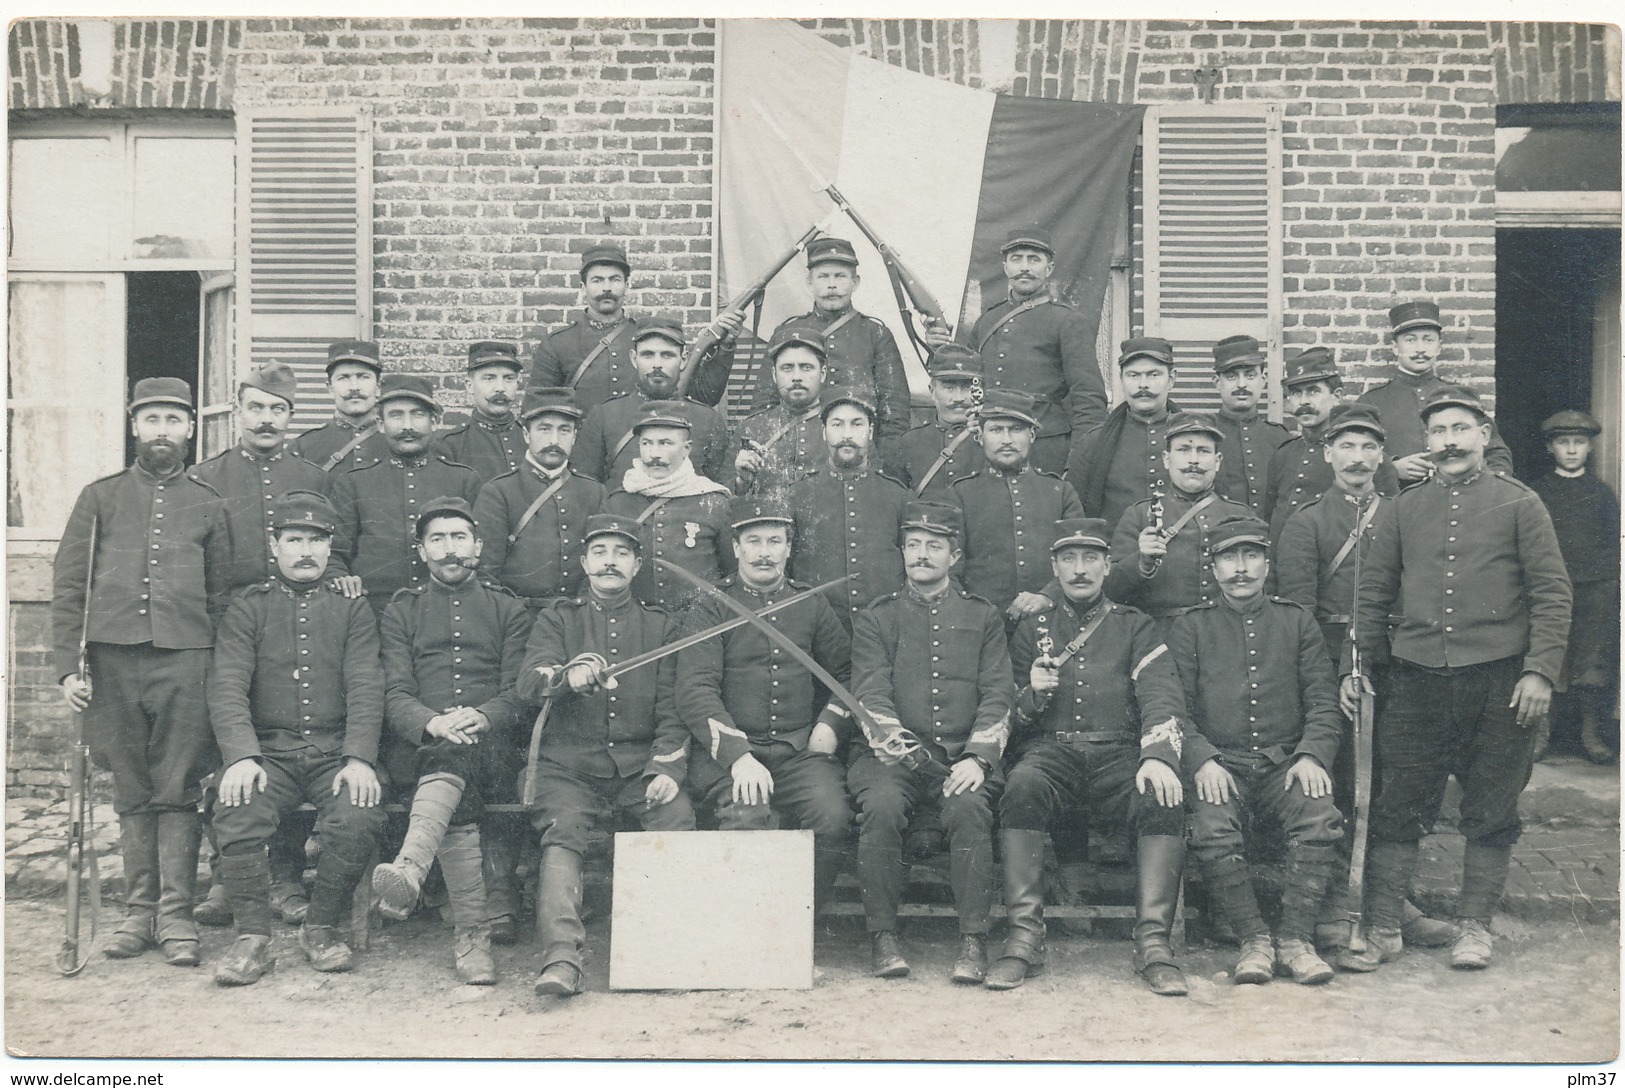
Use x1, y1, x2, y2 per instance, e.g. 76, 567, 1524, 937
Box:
887, 418, 986, 497
1356, 369, 1514, 472
1209, 409, 1292, 512
602, 487, 735, 611
330, 452, 483, 609
189, 444, 341, 591
472, 461, 605, 602
288, 415, 387, 474
748, 308, 912, 447
527, 311, 638, 418
948, 466, 1084, 614
1066, 408, 1176, 532
727, 402, 824, 501
1261, 424, 1400, 543
576, 392, 731, 490
968, 295, 1108, 441
433, 412, 526, 484
1106, 488, 1253, 619
788, 465, 910, 627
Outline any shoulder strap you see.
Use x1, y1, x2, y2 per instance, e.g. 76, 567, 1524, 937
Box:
1327, 495, 1381, 577
569, 320, 632, 389
913, 427, 975, 496
976, 296, 1048, 352
820, 309, 860, 340
609, 424, 640, 466
1048, 605, 1111, 670
759, 405, 822, 453
322, 421, 378, 472
1163, 493, 1219, 539
636, 496, 672, 524
507, 473, 572, 544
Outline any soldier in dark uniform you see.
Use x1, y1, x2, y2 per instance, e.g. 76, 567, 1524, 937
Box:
788, 388, 910, 630
434, 341, 526, 483
961, 225, 1107, 475
729, 326, 829, 503
53, 377, 230, 968
1356, 301, 1513, 484
603, 402, 734, 611
676, 496, 854, 913
472, 386, 606, 608
1105, 413, 1252, 625
208, 491, 387, 985
1262, 348, 1399, 543
373, 497, 534, 983
1530, 410, 1619, 764
742, 236, 913, 450
992, 518, 1191, 995
1066, 337, 1178, 531
288, 340, 388, 473
576, 314, 731, 488
887, 343, 986, 497
519, 514, 696, 997
330, 374, 482, 614
1171, 516, 1346, 987
526, 243, 640, 416
1340, 385, 1571, 971
947, 388, 1083, 625
1207, 335, 1292, 511
849, 501, 1016, 984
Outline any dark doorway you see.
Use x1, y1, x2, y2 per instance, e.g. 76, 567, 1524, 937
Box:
124, 271, 200, 466
1494, 228, 1620, 480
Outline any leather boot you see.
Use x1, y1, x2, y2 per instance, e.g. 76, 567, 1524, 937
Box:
155, 811, 203, 967
194, 821, 232, 926
951, 933, 988, 985
215, 850, 275, 986
213, 935, 275, 987
375, 774, 462, 919
481, 813, 522, 943
303, 831, 372, 970
1201, 855, 1268, 940
1400, 900, 1459, 947
438, 822, 496, 985
985, 829, 1046, 990
1452, 842, 1511, 970
268, 817, 312, 924
871, 930, 909, 978
1132, 835, 1188, 996
1335, 839, 1416, 972
534, 846, 586, 994
1278, 842, 1337, 944
1579, 687, 1616, 764
105, 813, 160, 959
1233, 935, 1276, 985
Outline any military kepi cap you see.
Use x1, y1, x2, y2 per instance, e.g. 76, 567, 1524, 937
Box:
978, 388, 1041, 429
1282, 347, 1339, 389
729, 495, 795, 532
583, 513, 642, 550
467, 341, 522, 373
1162, 411, 1225, 447
1212, 334, 1266, 373
899, 499, 963, 541
631, 401, 691, 433
1541, 409, 1602, 438
633, 313, 686, 349
240, 362, 298, 408
768, 324, 827, 361
820, 384, 878, 421
272, 489, 338, 534
1419, 383, 1487, 422
378, 373, 439, 412
580, 242, 631, 277
1389, 300, 1443, 336
1324, 402, 1386, 442
327, 339, 382, 375
128, 376, 194, 414
1118, 337, 1175, 368
926, 343, 983, 381
519, 386, 584, 423
1207, 515, 1271, 556
1000, 223, 1055, 256
1050, 517, 1112, 553
806, 236, 859, 268
415, 495, 478, 539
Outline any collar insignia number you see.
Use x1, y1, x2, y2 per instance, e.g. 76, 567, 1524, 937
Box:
684, 521, 701, 548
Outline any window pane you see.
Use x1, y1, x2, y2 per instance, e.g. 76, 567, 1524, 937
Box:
133, 138, 234, 260
9, 138, 115, 262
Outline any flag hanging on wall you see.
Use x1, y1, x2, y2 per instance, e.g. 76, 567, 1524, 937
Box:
717, 18, 1144, 394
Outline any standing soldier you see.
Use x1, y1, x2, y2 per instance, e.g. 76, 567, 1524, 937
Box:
602, 403, 734, 611
961, 225, 1107, 475
373, 497, 534, 983
676, 497, 854, 914
518, 514, 696, 997
208, 491, 386, 985
1171, 516, 1346, 987
948, 389, 1083, 626
1105, 414, 1251, 625
888, 344, 986, 497
1340, 385, 1571, 971
1207, 335, 1292, 511
472, 386, 605, 608
849, 501, 1015, 984
994, 518, 1191, 995
1066, 338, 1178, 531
728, 326, 830, 502
744, 237, 913, 451
576, 314, 731, 488
289, 340, 388, 473
53, 377, 230, 967
1356, 301, 1513, 484
788, 388, 910, 630
527, 243, 640, 416
330, 374, 482, 613
434, 341, 527, 483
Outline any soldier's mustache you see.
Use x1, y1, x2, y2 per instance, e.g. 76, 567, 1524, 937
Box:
1438, 447, 1467, 459
537, 445, 567, 459
488, 393, 512, 405
394, 431, 423, 441
252, 425, 280, 434
591, 566, 623, 577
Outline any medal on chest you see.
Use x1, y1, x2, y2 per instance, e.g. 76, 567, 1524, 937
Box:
684, 521, 700, 549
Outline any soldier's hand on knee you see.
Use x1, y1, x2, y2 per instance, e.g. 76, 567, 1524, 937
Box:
1136, 758, 1183, 808
327, 574, 364, 599
644, 773, 679, 808
335, 758, 381, 808
1193, 758, 1235, 806
1509, 672, 1554, 727
1285, 755, 1332, 799
943, 756, 986, 797
61, 673, 92, 712
731, 753, 775, 807
1338, 674, 1372, 719
219, 759, 267, 808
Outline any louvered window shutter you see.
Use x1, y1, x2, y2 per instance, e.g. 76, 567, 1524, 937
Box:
235, 109, 373, 434
1142, 105, 1283, 419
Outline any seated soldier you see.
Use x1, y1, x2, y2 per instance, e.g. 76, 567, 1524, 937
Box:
1169, 516, 1345, 986
995, 517, 1190, 995
676, 496, 854, 915
373, 497, 535, 984
208, 491, 387, 985
517, 514, 696, 997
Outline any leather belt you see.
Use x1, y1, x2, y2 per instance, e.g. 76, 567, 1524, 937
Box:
1054, 730, 1135, 746
1321, 614, 1351, 625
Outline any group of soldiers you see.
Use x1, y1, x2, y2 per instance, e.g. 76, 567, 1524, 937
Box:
52, 225, 1606, 1002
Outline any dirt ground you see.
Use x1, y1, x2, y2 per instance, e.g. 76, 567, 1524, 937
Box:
4, 897, 1618, 1063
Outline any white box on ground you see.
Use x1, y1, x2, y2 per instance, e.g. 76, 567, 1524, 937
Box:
609, 829, 814, 991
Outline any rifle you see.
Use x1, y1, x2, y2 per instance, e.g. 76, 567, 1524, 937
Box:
750, 102, 950, 359
56, 515, 101, 976
1343, 504, 1376, 959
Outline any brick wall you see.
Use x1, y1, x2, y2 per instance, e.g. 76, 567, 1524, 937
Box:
8, 19, 239, 111
1491, 22, 1621, 104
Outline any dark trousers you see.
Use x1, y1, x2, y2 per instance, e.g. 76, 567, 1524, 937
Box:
703, 746, 852, 905
83, 643, 215, 815
211, 749, 386, 857
1000, 740, 1184, 839
847, 752, 1001, 934
1189, 756, 1343, 864
412, 731, 523, 826
1370, 657, 1535, 848
527, 757, 696, 855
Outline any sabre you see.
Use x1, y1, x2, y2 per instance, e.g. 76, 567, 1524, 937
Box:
1344, 499, 1377, 957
